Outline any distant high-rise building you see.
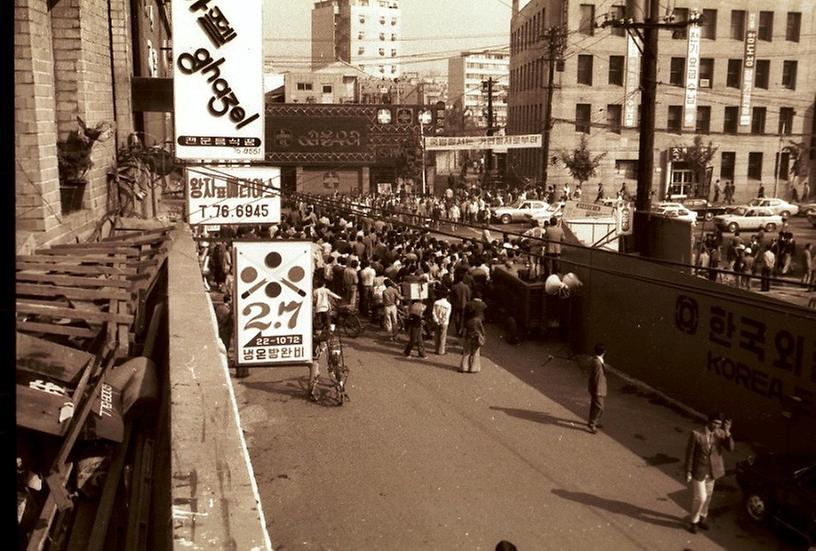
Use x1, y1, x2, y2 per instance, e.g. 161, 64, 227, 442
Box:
448, 50, 509, 133
312, 0, 401, 78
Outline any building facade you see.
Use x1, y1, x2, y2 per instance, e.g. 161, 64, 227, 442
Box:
15, 0, 172, 248
284, 62, 369, 103
448, 50, 510, 134
508, 0, 814, 203
312, 0, 402, 79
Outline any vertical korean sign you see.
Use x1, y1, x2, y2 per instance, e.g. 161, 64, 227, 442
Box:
683, 24, 701, 128
739, 12, 758, 127
623, 33, 641, 128
234, 242, 313, 366
172, 0, 264, 160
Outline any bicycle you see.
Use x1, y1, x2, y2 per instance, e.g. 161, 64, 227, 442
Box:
308, 324, 350, 405
331, 302, 363, 338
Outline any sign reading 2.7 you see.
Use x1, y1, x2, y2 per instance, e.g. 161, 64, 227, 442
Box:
233, 242, 313, 366
172, 0, 264, 160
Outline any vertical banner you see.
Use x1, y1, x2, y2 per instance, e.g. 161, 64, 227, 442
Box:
623, 33, 641, 128
739, 12, 758, 127
172, 0, 265, 160
186, 166, 281, 226
683, 24, 701, 128
234, 242, 313, 366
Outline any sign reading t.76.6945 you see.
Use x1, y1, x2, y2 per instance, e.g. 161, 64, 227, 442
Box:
186, 166, 281, 226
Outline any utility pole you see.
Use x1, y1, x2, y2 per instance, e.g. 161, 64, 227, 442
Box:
541, 26, 564, 186
483, 77, 495, 172
600, 0, 700, 253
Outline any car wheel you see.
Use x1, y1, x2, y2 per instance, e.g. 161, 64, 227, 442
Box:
744, 492, 771, 523
728, 222, 738, 233
500, 214, 511, 224
781, 210, 790, 219
765, 223, 777, 232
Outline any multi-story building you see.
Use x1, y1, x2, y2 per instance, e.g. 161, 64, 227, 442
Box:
448, 50, 510, 133
284, 61, 369, 103
312, 0, 402, 79
508, 0, 814, 203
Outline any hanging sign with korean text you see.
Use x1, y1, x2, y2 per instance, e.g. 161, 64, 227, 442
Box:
233, 241, 313, 367
186, 166, 281, 226
739, 12, 758, 127
172, 0, 264, 160
424, 134, 542, 151
623, 33, 641, 128
683, 24, 701, 128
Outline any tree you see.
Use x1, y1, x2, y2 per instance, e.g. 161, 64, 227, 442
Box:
675, 135, 718, 198
785, 140, 809, 185
558, 134, 607, 186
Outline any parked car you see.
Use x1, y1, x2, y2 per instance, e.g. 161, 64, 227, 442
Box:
744, 198, 799, 218
528, 201, 566, 226
651, 202, 698, 223
676, 197, 729, 217
735, 452, 816, 547
808, 212, 816, 229
713, 206, 783, 233
491, 200, 550, 224
798, 202, 816, 217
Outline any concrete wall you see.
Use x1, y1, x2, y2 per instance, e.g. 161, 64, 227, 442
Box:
563, 242, 816, 454
167, 224, 271, 551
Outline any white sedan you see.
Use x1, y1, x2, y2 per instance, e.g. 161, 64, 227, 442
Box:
744, 197, 799, 218
528, 201, 566, 225
651, 202, 698, 223
491, 200, 550, 224
713, 206, 783, 233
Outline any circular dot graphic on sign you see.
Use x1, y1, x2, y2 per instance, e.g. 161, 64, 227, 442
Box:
288, 266, 305, 282
274, 322, 282, 329
265, 281, 282, 298
240, 266, 257, 283
265, 252, 282, 269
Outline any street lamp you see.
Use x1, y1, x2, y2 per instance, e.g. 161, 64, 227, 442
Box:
418, 109, 432, 195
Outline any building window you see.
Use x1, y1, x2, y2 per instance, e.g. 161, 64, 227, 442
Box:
779, 107, 795, 135
391, 66, 397, 73
673, 8, 689, 39
721, 152, 736, 180
379, 32, 385, 41
758, 11, 773, 41
359, 16, 366, 24
696, 106, 711, 134
579, 4, 595, 36
611, 5, 625, 37
391, 17, 397, 26
699, 58, 714, 88
786, 12, 801, 42
391, 49, 397, 57
608, 55, 624, 85
782, 60, 797, 90
700, 9, 717, 39
667, 105, 683, 133
616, 160, 638, 179
577, 55, 593, 85
391, 33, 397, 41
724, 106, 739, 134
379, 16, 386, 25
726, 59, 741, 88
751, 107, 766, 135
776, 151, 790, 181
669, 58, 685, 86
296, 82, 313, 91
358, 47, 365, 55
755, 60, 770, 89
358, 31, 365, 40
379, 65, 385, 73
322, 84, 332, 94
575, 103, 591, 133
607, 104, 622, 134
730, 10, 745, 40
747, 152, 763, 180
379, 48, 385, 56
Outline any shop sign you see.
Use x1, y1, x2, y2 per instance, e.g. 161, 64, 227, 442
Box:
233, 241, 313, 367
615, 204, 634, 236
424, 134, 542, 151
623, 33, 641, 128
186, 166, 281, 226
683, 24, 701, 128
266, 117, 368, 154
172, 0, 264, 160
562, 200, 614, 220
739, 13, 758, 127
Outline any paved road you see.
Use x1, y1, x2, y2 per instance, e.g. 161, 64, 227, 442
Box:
234, 323, 799, 551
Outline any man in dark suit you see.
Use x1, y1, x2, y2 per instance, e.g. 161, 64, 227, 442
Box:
684, 413, 735, 533
587, 343, 607, 434
450, 275, 472, 337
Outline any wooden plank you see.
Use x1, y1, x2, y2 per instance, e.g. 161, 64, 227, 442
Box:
16, 272, 134, 288
16, 302, 135, 325
124, 436, 154, 551
101, 227, 173, 243
35, 246, 141, 256
17, 283, 132, 301
16, 384, 68, 436
17, 254, 135, 266
15, 261, 136, 276
16, 332, 94, 383
17, 321, 100, 338
25, 464, 74, 551
86, 424, 133, 551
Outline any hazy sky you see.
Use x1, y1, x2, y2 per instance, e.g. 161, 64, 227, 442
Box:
263, 0, 515, 75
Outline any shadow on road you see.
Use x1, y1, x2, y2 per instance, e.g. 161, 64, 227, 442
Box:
489, 406, 589, 432
551, 488, 687, 529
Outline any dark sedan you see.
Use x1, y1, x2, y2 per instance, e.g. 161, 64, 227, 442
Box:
735, 452, 816, 547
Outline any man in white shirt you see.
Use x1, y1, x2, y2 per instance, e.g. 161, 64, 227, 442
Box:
358, 260, 376, 318
432, 291, 452, 355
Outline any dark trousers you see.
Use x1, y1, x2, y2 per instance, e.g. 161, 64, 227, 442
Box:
588, 394, 605, 428
760, 266, 771, 291
361, 286, 374, 317
452, 307, 466, 336
403, 321, 425, 357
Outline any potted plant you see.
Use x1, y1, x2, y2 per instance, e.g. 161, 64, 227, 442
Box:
57, 117, 113, 213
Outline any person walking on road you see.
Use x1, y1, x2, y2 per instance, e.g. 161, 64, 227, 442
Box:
450, 274, 472, 337
459, 313, 485, 373
587, 343, 607, 434
684, 413, 735, 534
403, 299, 427, 358
382, 280, 403, 341
432, 291, 452, 355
